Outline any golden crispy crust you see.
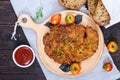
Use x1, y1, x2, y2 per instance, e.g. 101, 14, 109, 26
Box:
43, 24, 99, 64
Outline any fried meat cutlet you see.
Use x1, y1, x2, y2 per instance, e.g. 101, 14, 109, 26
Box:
43, 24, 99, 64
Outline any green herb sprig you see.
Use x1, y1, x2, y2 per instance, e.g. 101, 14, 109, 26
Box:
33, 0, 43, 21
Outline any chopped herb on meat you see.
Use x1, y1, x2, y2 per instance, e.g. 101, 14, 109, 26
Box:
79, 48, 84, 54
61, 35, 68, 41
66, 41, 72, 46
71, 45, 75, 51
76, 34, 80, 41
57, 49, 65, 58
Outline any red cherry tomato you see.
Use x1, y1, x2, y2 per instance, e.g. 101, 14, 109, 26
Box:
50, 14, 61, 25
103, 62, 113, 72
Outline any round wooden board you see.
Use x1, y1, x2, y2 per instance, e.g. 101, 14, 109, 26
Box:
18, 10, 104, 77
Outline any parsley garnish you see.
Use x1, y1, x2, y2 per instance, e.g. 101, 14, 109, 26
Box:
33, 0, 43, 21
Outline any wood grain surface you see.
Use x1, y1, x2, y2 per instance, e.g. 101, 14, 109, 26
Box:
0, 1, 46, 80
101, 24, 120, 71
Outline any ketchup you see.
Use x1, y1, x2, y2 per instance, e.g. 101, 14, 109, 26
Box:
15, 46, 33, 66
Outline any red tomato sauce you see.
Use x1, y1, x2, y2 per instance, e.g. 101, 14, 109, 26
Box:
15, 46, 33, 66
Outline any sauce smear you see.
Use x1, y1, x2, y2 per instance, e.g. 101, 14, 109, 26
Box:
15, 46, 33, 66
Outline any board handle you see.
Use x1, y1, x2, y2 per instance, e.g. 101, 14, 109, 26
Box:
18, 14, 38, 31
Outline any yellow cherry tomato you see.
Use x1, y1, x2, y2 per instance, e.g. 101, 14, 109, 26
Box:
70, 63, 81, 74
107, 41, 118, 53
65, 14, 75, 24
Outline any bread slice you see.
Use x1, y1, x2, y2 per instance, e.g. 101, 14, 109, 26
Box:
93, 0, 110, 26
88, 0, 99, 16
58, 0, 86, 10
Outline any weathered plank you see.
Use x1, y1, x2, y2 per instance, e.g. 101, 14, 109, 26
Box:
0, 74, 46, 80
0, 25, 29, 49
102, 22, 120, 71
0, 50, 46, 79
0, 1, 17, 25
0, 1, 46, 80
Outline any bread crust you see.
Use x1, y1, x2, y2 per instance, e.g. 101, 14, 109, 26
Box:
88, 0, 110, 26
58, 0, 86, 10
88, 0, 98, 16
93, 0, 110, 26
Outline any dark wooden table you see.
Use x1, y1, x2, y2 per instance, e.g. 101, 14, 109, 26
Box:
0, 0, 120, 80
0, 0, 46, 80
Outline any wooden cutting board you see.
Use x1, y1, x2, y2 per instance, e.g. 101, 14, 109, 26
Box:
17, 10, 104, 77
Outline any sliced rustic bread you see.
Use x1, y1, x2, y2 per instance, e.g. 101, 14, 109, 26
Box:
92, 0, 110, 26
88, 0, 98, 16
58, 0, 86, 10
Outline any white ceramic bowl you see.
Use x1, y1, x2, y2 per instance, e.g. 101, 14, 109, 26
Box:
12, 45, 35, 68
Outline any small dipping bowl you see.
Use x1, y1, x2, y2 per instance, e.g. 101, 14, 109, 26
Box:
12, 45, 35, 68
